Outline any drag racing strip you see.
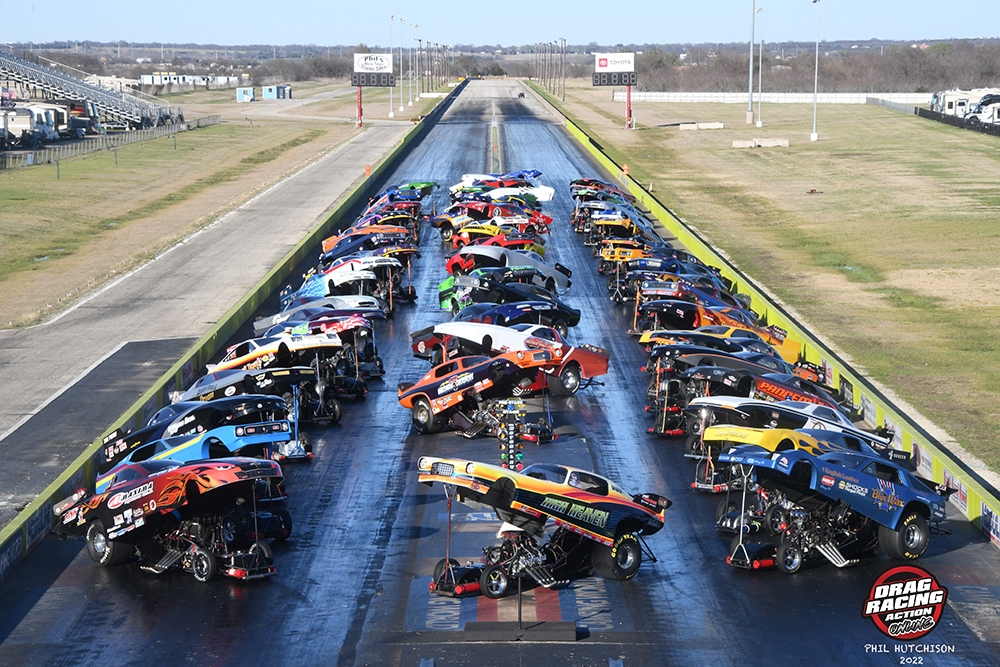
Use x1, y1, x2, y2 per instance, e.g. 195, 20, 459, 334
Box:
2, 79, 999, 667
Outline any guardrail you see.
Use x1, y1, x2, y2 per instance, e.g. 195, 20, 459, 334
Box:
552, 99, 1000, 549
0, 85, 465, 584
1, 116, 221, 169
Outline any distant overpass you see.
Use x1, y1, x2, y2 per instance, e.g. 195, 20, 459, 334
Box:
0, 50, 175, 128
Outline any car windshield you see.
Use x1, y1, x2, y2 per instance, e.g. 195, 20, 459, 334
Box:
522, 463, 568, 483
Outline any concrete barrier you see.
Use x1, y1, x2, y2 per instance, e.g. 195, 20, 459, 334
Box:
733, 139, 790, 148
681, 122, 725, 131
557, 108, 1000, 550
0, 80, 469, 585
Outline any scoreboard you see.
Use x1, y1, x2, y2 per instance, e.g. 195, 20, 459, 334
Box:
592, 71, 637, 87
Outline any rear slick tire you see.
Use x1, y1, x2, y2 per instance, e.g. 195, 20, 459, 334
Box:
86, 520, 131, 567
412, 397, 443, 434
879, 511, 929, 560
591, 533, 642, 581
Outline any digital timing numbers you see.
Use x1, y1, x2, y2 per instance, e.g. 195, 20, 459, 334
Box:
351, 73, 397, 87
592, 72, 637, 87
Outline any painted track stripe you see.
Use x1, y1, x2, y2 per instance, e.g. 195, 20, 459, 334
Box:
477, 594, 498, 622
534, 584, 562, 621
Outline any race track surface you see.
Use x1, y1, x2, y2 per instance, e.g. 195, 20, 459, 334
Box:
1, 80, 998, 667
0, 121, 410, 527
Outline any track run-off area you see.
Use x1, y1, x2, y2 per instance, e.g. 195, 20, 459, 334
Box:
2, 79, 1000, 667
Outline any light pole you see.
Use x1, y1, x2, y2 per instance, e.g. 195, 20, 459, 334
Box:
756, 7, 764, 127
410, 25, 419, 103
747, 0, 756, 124
432, 43, 437, 89
811, 0, 821, 141
416, 37, 423, 97
388, 15, 395, 118
560, 38, 566, 101
398, 17, 405, 113
552, 42, 558, 94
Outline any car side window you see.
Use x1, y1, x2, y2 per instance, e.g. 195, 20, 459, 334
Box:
863, 462, 902, 483
568, 471, 608, 495
814, 407, 838, 422
842, 435, 865, 451
110, 468, 140, 488
434, 363, 457, 378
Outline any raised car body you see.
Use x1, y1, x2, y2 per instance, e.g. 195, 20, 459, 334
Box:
417, 457, 669, 546
687, 396, 896, 455
453, 299, 581, 332
101, 395, 291, 473
207, 332, 343, 374
55, 457, 284, 545
96, 422, 291, 494
446, 246, 571, 293
718, 446, 946, 531
253, 296, 381, 335
409, 321, 609, 395
397, 349, 557, 416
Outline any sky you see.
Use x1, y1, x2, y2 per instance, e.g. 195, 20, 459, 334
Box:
1, 1, 998, 50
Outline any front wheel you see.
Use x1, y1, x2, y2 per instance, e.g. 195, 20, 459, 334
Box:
440, 224, 454, 242
480, 564, 511, 599
553, 320, 569, 338
764, 504, 787, 537
880, 511, 929, 560
274, 508, 293, 541
776, 540, 803, 574
191, 545, 218, 583
325, 397, 342, 424
249, 540, 274, 561
222, 511, 243, 548
591, 533, 642, 581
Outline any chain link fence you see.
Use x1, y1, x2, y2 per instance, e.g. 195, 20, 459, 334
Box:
1, 115, 221, 169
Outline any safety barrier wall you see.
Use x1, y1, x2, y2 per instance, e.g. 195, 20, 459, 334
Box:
610, 91, 933, 105
558, 110, 1000, 550
0, 81, 468, 585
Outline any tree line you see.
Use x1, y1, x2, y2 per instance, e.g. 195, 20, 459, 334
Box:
21, 39, 1000, 93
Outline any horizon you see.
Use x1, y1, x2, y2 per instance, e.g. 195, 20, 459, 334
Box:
3, 1, 998, 53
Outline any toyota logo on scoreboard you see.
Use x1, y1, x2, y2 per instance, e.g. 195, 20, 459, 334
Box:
354, 54, 393, 74
594, 53, 635, 73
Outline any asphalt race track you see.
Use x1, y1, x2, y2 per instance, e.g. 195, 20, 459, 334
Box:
2, 80, 999, 667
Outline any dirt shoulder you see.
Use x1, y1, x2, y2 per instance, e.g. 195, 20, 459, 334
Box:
0, 79, 381, 327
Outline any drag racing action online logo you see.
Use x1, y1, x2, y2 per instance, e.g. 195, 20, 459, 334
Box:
863, 565, 948, 640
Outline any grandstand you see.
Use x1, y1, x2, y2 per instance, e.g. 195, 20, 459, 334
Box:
0, 50, 174, 128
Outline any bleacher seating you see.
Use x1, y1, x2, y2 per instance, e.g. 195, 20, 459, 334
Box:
0, 50, 171, 127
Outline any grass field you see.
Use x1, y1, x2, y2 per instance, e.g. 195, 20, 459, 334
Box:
543, 79, 1000, 473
